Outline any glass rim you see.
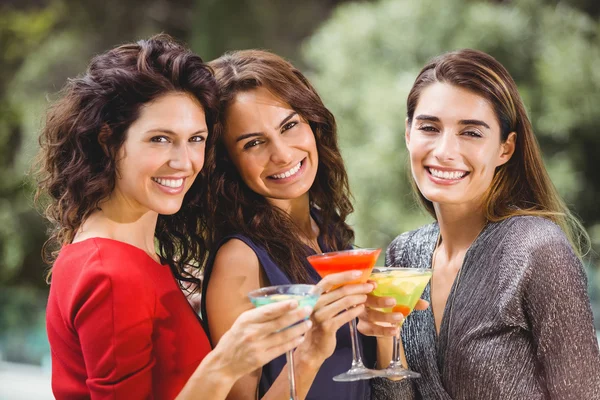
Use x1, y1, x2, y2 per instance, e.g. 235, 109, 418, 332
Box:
306, 247, 381, 259
371, 266, 433, 274
247, 284, 323, 298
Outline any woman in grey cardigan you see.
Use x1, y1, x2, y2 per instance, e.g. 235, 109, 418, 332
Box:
362, 49, 600, 399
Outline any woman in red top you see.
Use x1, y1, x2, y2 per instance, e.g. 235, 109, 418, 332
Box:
36, 35, 317, 399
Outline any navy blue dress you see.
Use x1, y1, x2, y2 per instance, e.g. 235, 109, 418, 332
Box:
201, 231, 377, 399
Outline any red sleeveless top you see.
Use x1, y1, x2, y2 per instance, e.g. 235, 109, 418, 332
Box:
46, 238, 211, 399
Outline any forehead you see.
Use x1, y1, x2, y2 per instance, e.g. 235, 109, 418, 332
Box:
134, 92, 206, 129
225, 88, 293, 131
414, 82, 498, 129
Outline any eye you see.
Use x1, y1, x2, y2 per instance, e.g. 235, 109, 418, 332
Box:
418, 124, 438, 133
243, 139, 262, 150
282, 121, 298, 132
462, 130, 483, 138
150, 136, 170, 143
189, 135, 206, 143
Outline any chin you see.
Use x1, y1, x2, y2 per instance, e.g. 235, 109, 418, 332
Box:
420, 190, 465, 205
152, 202, 185, 216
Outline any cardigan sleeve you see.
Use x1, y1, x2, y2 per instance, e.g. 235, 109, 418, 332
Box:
72, 260, 156, 399
385, 232, 409, 268
523, 230, 600, 399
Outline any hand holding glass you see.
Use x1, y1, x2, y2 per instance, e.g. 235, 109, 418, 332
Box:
369, 267, 432, 379
248, 284, 322, 400
307, 248, 382, 381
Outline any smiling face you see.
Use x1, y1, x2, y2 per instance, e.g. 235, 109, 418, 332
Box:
222, 87, 318, 206
406, 82, 515, 210
113, 92, 208, 216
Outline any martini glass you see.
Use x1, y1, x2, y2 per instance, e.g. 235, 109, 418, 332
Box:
306, 248, 382, 381
369, 267, 432, 379
248, 284, 322, 400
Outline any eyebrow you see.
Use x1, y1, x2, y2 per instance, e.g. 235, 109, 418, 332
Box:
235, 111, 298, 143
415, 114, 491, 129
146, 128, 207, 135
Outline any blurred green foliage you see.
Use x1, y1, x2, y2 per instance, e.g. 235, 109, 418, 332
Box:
0, 0, 355, 364
0, 0, 599, 364
303, 0, 600, 326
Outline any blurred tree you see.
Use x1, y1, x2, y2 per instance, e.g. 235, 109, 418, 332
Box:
0, 0, 361, 364
0, 0, 362, 289
304, 0, 600, 248
1, 0, 598, 364
188, 0, 358, 63
303, 0, 600, 326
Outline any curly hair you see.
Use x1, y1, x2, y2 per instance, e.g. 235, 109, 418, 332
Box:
35, 34, 219, 288
207, 50, 354, 284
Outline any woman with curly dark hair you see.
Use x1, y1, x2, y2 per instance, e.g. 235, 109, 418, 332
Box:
200, 50, 389, 399
36, 35, 315, 399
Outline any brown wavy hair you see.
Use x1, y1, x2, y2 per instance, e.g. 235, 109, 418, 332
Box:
406, 49, 588, 255
207, 50, 354, 283
35, 34, 219, 287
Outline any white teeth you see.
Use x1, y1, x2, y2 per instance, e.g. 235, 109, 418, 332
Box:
271, 162, 302, 179
152, 178, 184, 188
429, 168, 467, 180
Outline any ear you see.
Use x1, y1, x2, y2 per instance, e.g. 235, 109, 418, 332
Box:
405, 117, 411, 148
98, 125, 112, 157
497, 132, 516, 166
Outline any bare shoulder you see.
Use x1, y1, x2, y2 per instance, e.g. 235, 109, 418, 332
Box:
205, 238, 262, 344
211, 238, 261, 279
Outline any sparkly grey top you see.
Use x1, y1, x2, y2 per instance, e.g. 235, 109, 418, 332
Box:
371, 216, 600, 400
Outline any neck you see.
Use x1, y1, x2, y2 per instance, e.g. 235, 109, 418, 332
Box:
75, 193, 159, 260
434, 202, 487, 259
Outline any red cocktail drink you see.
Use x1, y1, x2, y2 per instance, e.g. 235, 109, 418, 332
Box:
306, 248, 382, 382
307, 248, 381, 290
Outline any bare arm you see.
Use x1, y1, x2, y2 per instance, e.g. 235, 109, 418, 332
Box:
177, 300, 313, 400
206, 239, 375, 400
205, 239, 273, 400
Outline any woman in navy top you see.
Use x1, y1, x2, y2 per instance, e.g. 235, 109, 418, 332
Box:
201, 50, 378, 399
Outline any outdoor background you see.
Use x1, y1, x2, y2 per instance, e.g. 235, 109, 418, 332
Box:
1, 0, 599, 397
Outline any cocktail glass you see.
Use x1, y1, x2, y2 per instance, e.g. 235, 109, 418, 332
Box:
306, 248, 382, 381
248, 284, 322, 400
369, 267, 432, 379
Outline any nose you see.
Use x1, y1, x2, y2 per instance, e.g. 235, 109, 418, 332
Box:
432, 131, 459, 162
168, 142, 194, 171
269, 136, 294, 165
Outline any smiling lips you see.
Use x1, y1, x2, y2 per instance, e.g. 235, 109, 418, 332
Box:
269, 159, 303, 180
427, 167, 469, 181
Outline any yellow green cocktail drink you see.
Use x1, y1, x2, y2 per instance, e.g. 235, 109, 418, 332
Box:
369, 267, 432, 380
370, 269, 432, 317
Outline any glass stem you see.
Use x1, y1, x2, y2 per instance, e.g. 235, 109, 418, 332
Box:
389, 325, 403, 369
286, 350, 298, 400
349, 318, 365, 368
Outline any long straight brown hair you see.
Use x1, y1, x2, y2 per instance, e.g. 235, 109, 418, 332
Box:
406, 49, 588, 255
206, 50, 354, 284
